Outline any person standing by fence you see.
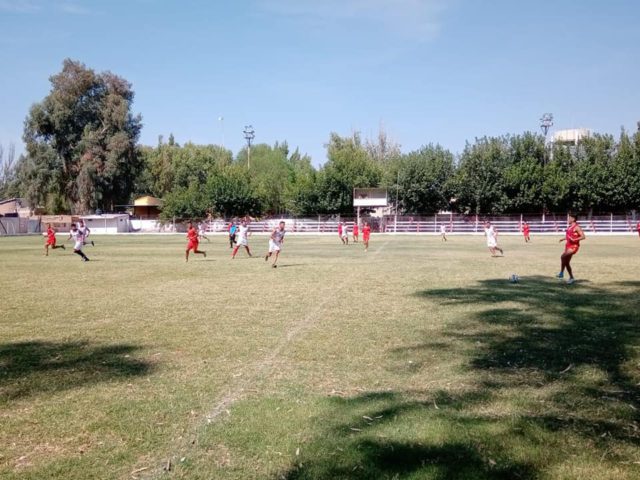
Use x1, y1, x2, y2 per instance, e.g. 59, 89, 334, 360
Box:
522, 221, 531, 243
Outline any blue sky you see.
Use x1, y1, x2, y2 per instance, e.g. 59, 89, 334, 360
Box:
1, 0, 638, 165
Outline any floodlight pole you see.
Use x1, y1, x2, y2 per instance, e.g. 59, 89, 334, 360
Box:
394, 169, 400, 233
540, 113, 554, 223
218, 116, 225, 147
243, 125, 255, 169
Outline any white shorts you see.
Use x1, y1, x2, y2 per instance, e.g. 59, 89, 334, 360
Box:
269, 240, 281, 253
74, 241, 83, 251
487, 238, 497, 248
236, 238, 248, 247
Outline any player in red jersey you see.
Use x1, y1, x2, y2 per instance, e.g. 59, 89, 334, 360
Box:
44, 223, 65, 256
556, 214, 585, 284
522, 221, 531, 243
637, 221, 640, 238
362, 221, 371, 252
185, 222, 206, 262
338, 222, 344, 244
352, 223, 359, 243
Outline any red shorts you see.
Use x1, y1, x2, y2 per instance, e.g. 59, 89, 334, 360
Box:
187, 240, 199, 251
363, 234, 370, 242
46, 238, 56, 246
565, 244, 579, 255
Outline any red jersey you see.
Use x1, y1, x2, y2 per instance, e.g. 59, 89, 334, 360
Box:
522, 224, 530, 234
363, 225, 371, 239
187, 227, 198, 242
565, 223, 581, 251
338, 224, 343, 235
46, 227, 56, 245
637, 222, 640, 232
353, 225, 359, 235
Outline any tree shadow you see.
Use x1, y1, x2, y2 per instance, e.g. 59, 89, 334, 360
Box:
278, 277, 639, 479
414, 276, 640, 410
0, 340, 152, 402
278, 391, 535, 480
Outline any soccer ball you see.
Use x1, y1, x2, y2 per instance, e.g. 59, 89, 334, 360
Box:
509, 274, 519, 283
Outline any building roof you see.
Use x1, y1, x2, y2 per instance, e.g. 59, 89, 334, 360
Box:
0, 197, 25, 206
134, 196, 163, 207
80, 214, 130, 220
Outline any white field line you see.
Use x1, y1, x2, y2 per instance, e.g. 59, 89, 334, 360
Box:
206, 239, 389, 420
146, 240, 389, 478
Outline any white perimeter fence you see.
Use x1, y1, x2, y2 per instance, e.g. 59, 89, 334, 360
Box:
2, 214, 639, 236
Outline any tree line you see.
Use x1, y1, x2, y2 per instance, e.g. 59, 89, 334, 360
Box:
2, 59, 640, 218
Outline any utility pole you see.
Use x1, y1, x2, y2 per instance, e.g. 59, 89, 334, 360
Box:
540, 113, 554, 223
243, 125, 255, 169
218, 116, 225, 147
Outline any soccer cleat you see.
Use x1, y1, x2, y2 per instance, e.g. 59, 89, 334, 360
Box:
272, 264, 277, 268
556, 272, 564, 279
265, 254, 269, 261
203, 251, 207, 258
91, 240, 95, 246
566, 278, 576, 285
61, 244, 66, 250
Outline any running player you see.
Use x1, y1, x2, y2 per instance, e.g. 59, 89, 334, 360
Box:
362, 221, 371, 252
352, 223, 359, 243
67, 223, 90, 262
522, 221, 531, 243
78, 219, 94, 247
232, 220, 252, 258
440, 224, 447, 241
637, 220, 640, 238
198, 221, 210, 242
338, 222, 344, 244
341, 223, 349, 245
484, 221, 504, 256
185, 222, 206, 262
265, 221, 286, 268
44, 223, 65, 256
557, 213, 585, 285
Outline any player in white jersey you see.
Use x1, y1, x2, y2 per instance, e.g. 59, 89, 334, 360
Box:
197, 222, 210, 242
67, 223, 90, 261
484, 221, 504, 257
77, 220, 94, 247
265, 221, 286, 268
231, 220, 252, 258
341, 223, 349, 245
440, 224, 447, 241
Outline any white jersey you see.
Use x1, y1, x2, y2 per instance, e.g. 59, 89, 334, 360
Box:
485, 226, 497, 247
341, 225, 348, 238
440, 225, 446, 234
70, 229, 84, 250
237, 225, 249, 246
269, 227, 286, 252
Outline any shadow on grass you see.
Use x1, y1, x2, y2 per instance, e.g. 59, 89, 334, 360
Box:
0, 340, 152, 401
277, 276, 639, 479
414, 276, 640, 409
277, 391, 535, 480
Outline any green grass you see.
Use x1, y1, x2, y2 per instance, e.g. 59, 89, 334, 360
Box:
0, 233, 639, 479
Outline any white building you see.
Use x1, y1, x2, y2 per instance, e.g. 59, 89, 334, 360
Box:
80, 214, 131, 234
552, 128, 591, 145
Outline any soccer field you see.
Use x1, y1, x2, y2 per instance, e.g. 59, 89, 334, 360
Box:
0, 234, 638, 480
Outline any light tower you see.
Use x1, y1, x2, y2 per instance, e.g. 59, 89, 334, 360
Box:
243, 125, 255, 169
540, 113, 554, 139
